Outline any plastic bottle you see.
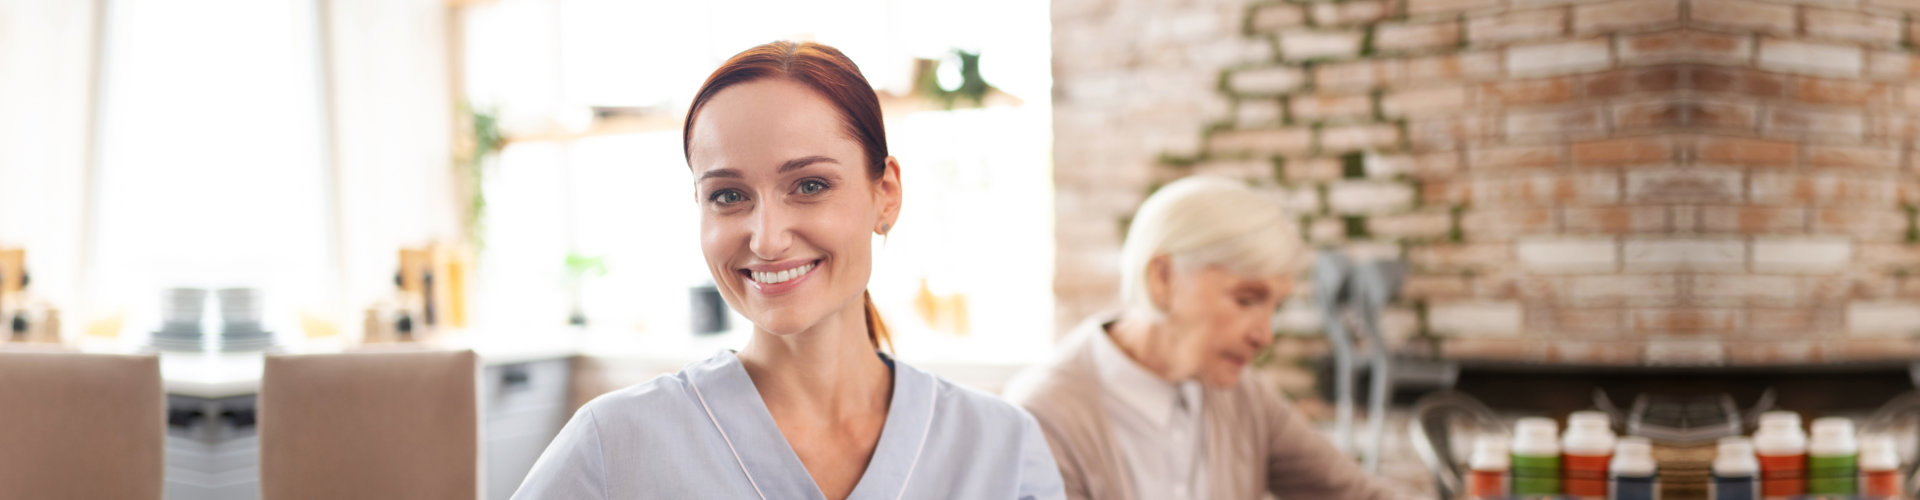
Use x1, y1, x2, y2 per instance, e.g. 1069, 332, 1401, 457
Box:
1564, 411, 1618, 499
1807, 417, 1858, 496
1712, 436, 1760, 500
1466, 435, 1511, 500
1513, 417, 1563, 496
1859, 433, 1901, 500
1752, 411, 1807, 500
1609, 436, 1659, 500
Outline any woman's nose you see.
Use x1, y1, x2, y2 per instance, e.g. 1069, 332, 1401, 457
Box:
1249, 318, 1275, 350
747, 202, 793, 260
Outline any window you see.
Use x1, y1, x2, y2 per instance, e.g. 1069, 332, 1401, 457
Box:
86, 0, 335, 339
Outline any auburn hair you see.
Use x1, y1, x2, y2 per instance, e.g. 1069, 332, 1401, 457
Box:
683, 41, 893, 352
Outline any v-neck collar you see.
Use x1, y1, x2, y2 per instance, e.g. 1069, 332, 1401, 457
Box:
684, 349, 935, 500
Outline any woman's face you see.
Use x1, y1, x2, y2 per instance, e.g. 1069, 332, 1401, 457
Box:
1160, 263, 1291, 388
686, 78, 899, 337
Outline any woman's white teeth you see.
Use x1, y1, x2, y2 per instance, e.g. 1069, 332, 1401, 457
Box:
751, 263, 814, 284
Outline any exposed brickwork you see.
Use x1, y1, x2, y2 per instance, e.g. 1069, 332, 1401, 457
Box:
1055, 0, 1920, 372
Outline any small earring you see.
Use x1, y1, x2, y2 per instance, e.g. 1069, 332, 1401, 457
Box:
880, 223, 891, 235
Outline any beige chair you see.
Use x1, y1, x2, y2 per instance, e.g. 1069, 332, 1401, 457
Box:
260, 349, 480, 499
0, 350, 163, 499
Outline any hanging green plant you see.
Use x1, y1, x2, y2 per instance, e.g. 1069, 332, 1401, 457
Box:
914, 48, 993, 110
458, 103, 504, 251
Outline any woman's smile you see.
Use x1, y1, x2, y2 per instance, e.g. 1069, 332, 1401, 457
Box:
739, 258, 824, 295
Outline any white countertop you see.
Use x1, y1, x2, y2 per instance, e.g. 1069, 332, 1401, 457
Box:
78, 324, 1047, 399
71, 330, 588, 398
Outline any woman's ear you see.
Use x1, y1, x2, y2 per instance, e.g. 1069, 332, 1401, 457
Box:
1145, 254, 1175, 313
875, 156, 903, 235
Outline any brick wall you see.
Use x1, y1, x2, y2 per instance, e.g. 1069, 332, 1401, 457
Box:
1054, 0, 1920, 366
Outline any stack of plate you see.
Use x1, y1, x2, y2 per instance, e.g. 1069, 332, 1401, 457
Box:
216, 288, 274, 352
151, 288, 209, 352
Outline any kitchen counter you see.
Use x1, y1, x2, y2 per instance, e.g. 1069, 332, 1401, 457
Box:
65, 329, 584, 399
151, 334, 581, 398
70, 324, 1044, 398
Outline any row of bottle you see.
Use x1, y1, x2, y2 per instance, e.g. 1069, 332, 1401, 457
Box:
1467, 410, 1904, 500
1713, 413, 1902, 500
1467, 411, 1649, 499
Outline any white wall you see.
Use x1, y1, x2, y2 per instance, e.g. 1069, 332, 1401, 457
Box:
325, 0, 460, 339
0, 0, 98, 335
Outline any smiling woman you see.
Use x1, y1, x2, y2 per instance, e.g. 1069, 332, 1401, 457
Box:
510, 41, 1065, 500
682, 42, 897, 354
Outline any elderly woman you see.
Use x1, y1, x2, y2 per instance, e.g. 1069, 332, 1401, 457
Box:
1008, 176, 1401, 500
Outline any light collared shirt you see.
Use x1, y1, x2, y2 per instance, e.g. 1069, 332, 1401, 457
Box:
1088, 324, 1210, 500
1008, 313, 1410, 500
512, 349, 1064, 499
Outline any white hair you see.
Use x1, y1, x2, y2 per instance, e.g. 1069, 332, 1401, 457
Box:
1118, 176, 1304, 320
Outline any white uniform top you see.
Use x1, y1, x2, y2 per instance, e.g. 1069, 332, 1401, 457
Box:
511, 349, 1066, 499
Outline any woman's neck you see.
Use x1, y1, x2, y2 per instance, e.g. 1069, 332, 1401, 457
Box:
737, 299, 892, 423
1108, 310, 1185, 382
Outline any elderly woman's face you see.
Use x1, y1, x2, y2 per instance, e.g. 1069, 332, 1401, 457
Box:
1162, 264, 1291, 388
686, 78, 896, 337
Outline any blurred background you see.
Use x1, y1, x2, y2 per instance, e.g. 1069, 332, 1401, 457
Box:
9, 0, 1920, 498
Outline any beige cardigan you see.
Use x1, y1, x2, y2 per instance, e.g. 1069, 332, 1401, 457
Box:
1006, 315, 1403, 500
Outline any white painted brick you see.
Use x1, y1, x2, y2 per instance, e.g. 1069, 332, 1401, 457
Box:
1623, 238, 1745, 272
1143, 11, 1227, 45
1273, 299, 1325, 336
1341, 242, 1406, 262
1517, 237, 1619, 274
1469, 8, 1568, 44
1507, 40, 1612, 77
1326, 181, 1416, 214
1381, 84, 1472, 117
1363, 152, 1458, 178
1847, 301, 1920, 338
1269, 185, 1321, 214
1625, 168, 1743, 203
1228, 66, 1307, 95
1757, 39, 1864, 77
1250, 4, 1307, 32
1280, 30, 1365, 60
1644, 340, 1726, 366
1693, 275, 1801, 304
1308, 218, 1346, 242
1320, 124, 1401, 151
1237, 99, 1284, 127
1752, 237, 1852, 274
1381, 307, 1420, 343
1369, 211, 1452, 239
1429, 301, 1524, 338
1311, 1, 1393, 26
1562, 275, 1681, 306
1190, 160, 1271, 181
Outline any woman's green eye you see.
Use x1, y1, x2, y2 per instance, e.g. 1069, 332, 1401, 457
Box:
711, 190, 744, 205
798, 180, 827, 195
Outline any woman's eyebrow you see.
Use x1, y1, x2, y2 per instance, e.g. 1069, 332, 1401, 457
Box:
778, 155, 838, 173
696, 155, 839, 182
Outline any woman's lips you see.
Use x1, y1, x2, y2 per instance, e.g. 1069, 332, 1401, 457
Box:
739, 259, 821, 295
